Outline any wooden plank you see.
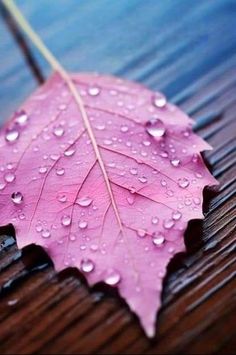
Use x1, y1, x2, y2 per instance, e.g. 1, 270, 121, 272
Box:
0, 0, 235, 354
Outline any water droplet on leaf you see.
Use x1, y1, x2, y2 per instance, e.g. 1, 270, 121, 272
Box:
153, 94, 167, 108
152, 233, 165, 246
61, 215, 71, 226
11, 192, 23, 205
5, 129, 19, 143
146, 118, 166, 138
178, 178, 189, 188
77, 196, 93, 207
80, 258, 95, 273
105, 269, 121, 286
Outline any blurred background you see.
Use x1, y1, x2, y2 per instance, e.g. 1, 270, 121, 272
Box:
0, 0, 236, 122
0, 1, 235, 354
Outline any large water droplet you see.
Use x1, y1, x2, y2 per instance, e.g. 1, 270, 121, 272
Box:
53, 126, 64, 137
178, 178, 189, 188
146, 118, 166, 138
5, 129, 19, 143
88, 87, 100, 96
80, 258, 95, 273
153, 94, 167, 108
76, 196, 93, 207
11, 192, 23, 205
61, 215, 71, 226
152, 233, 165, 246
105, 269, 121, 286
4, 172, 15, 183
78, 220, 88, 229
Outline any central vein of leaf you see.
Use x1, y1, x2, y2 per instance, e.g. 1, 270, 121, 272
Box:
3, 0, 124, 234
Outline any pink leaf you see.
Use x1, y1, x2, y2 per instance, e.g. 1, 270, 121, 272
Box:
0, 73, 217, 337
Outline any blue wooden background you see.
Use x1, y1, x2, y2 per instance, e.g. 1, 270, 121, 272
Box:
0, 0, 235, 123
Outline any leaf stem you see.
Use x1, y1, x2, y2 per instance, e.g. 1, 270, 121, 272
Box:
2, 0, 124, 232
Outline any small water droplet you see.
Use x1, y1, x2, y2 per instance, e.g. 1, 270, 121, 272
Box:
36, 223, 43, 232
15, 110, 28, 126
11, 192, 23, 205
76, 196, 93, 207
195, 172, 203, 178
163, 219, 175, 229
53, 126, 64, 137
39, 166, 47, 174
90, 244, 99, 252
5, 129, 19, 143
64, 147, 76, 157
171, 158, 180, 167
130, 168, 138, 175
58, 104, 67, 111
172, 211, 182, 220
127, 196, 134, 205
50, 154, 60, 161
0, 183, 6, 191
61, 215, 71, 226
105, 269, 121, 286
78, 220, 88, 229
80, 258, 95, 273
88, 87, 100, 96
138, 176, 147, 183
193, 197, 201, 205
142, 140, 151, 146
152, 233, 165, 246
69, 234, 76, 241
161, 179, 167, 187
42, 229, 51, 238
153, 94, 167, 108
120, 125, 129, 133
178, 178, 189, 188
130, 186, 136, 194
4, 172, 15, 183
57, 194, 67, 203
137, 229, 146, 238
56, 167, 65, 176
95, 123, 105, 131
103, 139, 112, 145
146, 118, 166, 138
185, 198, 192, 206
19, 212, 25, 220
152, 216, 159, 225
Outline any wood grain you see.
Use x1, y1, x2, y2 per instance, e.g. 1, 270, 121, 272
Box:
0, 1, 235, 354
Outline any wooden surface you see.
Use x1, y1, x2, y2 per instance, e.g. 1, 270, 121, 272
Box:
0, 1, 236, 354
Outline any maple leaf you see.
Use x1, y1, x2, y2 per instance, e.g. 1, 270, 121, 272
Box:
0, 72, 217, 336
